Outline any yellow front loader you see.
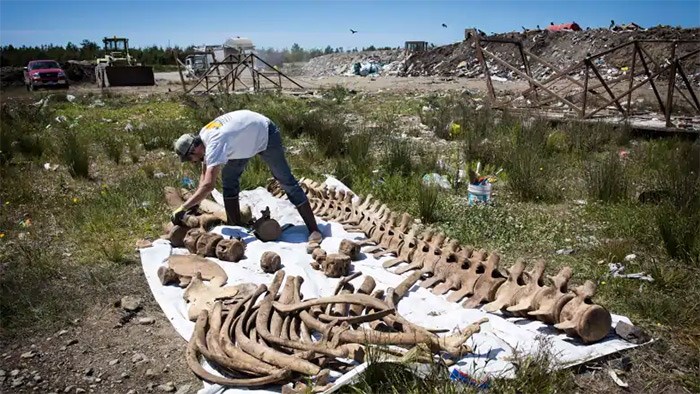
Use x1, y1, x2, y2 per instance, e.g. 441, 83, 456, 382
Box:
95, 37, 155, 87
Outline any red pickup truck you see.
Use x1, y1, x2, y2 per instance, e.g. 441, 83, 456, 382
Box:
23, 60, 69, 91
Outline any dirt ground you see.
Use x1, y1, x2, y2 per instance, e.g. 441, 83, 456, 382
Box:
0, 262, 199, 393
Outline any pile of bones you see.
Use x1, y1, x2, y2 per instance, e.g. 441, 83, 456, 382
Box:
268, 178, 613, 345
156, 179, 614, 391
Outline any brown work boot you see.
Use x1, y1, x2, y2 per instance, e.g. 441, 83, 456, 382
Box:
308, 230, 323, 243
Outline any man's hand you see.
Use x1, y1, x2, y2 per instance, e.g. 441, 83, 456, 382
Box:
171, 205, 186, 226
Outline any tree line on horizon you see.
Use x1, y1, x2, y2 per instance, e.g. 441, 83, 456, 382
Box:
0, 40, 397, 68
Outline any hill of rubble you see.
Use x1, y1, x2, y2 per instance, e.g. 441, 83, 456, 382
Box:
301, 27, 700, 82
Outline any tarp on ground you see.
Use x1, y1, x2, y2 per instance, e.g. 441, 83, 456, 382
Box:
139, 178, 643, 393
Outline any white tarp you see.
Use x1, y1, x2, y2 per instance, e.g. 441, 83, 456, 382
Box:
140, 181, 642, 393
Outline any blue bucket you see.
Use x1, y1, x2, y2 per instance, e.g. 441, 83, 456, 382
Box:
468, 182, 492, 205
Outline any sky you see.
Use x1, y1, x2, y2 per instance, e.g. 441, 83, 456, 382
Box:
1, 0, 698, 50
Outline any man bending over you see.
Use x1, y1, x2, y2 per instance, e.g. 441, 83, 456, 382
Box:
172, 110, 322, 242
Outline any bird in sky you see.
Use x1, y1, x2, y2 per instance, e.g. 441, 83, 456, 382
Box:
350, 29, 358, 34
441, 23, 447, 28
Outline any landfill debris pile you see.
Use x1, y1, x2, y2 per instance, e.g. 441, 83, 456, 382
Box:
299, 27, 699, 83
0, 66, 24, 87
1, 60, 97, 87
301, 49, 406, 77
401, 26, 700, 81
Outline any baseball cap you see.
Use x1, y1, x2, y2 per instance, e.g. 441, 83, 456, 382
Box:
174, 134, 196, 162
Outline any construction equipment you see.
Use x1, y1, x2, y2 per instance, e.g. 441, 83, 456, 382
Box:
184, 53, 212, 79
95, 36, 155, 88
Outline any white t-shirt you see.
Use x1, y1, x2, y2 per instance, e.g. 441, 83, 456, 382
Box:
199, 110, 270, 167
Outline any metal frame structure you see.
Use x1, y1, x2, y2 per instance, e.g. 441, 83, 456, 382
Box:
175, 51, 303, 94
467, 28, 700, 127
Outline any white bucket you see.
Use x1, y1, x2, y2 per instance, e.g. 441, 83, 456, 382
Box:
468, 182, 492, 205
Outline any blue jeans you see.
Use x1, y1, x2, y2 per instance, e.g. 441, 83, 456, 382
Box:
221, 123, 308, 206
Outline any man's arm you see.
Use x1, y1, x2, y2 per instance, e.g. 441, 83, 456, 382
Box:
198, 162, 207, 187
182, 164, 221, 209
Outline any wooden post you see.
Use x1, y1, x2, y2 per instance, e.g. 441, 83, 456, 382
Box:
470, 29, 496, 101
664, 42, 677, 127
586, 58, 626, 115
625, 46, 637, 114
518, 43, 538, 102
635, 42, 666, 114
582, 63, 589, 117
173, 51, 187, 93
481, 47, 581, 112
584, 60, 674, 119
252, 54, 305, 90
675, 61, 700, 112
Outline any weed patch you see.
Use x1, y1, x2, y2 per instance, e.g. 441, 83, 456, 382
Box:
417, 184, 439, 223
60, 128, 90, 178
490, 339, 575, 393
102, 134, 124, 164
382, 138, 414, 177
652, 142, 700, 262
585, 152, 628, 203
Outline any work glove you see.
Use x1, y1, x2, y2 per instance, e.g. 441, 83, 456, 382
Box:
171, 205, 187, 226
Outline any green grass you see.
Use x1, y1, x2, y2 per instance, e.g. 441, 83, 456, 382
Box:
417, 184, 439, 223
382, 138, 414, 177
102, 133, 124, 164
60, 128, 90, 178
585, 151, 628, 203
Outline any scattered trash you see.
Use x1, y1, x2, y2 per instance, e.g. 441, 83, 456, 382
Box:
607, 368, 629, 388
608, 263, 654, 282
101, 118, 113, 123
181, 177, 195, 189
449, 369, 490, 389
574, 199, 587, 205
90, 99, 105, 108
615, 321, 651, 344
556, 248, 575, 255
623, 254, 636, 262
449, 122, 462, 138
55, 115, 67, 123
66, 94, 76, 102
19, 215, 31, 228
468, 182, 492, 205
135, 239, 153, 249
353, 61, 382, 76
124, 123, 134, 132
43, 163, 59, 171
422, 173, 451, 190
153, 172, 166, 179
465, 162, 498, 205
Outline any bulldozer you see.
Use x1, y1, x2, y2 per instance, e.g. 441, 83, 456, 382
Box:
95, 37, 155, 88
